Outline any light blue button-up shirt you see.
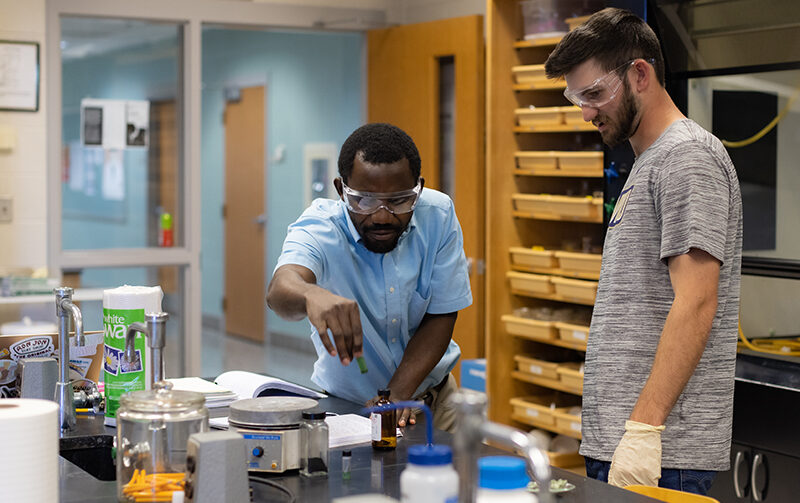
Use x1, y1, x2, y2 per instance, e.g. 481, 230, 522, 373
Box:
275, 188, 473, 404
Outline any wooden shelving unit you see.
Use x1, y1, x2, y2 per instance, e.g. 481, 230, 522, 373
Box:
486, 0, 604, 452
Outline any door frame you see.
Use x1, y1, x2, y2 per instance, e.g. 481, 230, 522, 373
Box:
45, 0, 385, 376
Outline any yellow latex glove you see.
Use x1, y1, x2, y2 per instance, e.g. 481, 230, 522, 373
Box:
608, 420, 666, 488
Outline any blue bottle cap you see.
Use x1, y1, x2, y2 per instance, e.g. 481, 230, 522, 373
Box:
478, 456, 530, 490
408, 444, 453, 466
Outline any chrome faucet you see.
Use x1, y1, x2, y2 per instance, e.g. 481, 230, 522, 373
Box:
124, 312, 169, 387
54, 287, 85, 431
453, 391, 554, 503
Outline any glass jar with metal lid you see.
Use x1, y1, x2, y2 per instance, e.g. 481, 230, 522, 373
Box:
116, 385, 208, 502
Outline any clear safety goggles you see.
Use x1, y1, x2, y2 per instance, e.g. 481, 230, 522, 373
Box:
340, 179, 422, 215
563, 60, 636, 109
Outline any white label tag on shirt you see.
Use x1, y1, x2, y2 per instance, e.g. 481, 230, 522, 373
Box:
572, 330, 587, 341
370, 412, 381, 441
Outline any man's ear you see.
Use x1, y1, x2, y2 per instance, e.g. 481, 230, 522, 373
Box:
419, 177, 425, 190
632, 59, 651, 93
333, 177, 343, 198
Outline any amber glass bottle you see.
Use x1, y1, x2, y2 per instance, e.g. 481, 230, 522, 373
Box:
371, 388, 397, 450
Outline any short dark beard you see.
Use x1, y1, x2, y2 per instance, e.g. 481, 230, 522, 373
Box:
359, 223, 406, 253
602, 79, 640, 147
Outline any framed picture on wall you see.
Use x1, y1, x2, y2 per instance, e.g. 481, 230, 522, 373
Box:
0, 40, 40, 112
303, 143, 338, 207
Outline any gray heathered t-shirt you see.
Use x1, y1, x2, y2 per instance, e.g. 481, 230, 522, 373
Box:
579, 119, 743, 471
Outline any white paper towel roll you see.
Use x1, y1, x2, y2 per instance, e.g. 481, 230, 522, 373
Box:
103, 285, 163, 312
0, 399, 59, 502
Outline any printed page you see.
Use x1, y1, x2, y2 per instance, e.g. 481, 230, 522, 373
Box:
215, 370, 325, 399
325, 414, 403, 448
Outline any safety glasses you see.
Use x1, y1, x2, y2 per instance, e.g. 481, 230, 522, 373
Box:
340, 179, 422, 215
563, 60, 636, 109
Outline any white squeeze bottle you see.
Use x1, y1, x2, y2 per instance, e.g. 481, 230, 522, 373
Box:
400, 444, 459, 503
476, 456, 538, 503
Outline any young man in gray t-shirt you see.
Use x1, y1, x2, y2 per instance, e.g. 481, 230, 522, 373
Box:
544, 8, 742, 495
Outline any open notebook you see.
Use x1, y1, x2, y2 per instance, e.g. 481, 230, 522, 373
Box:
167, 371, 325, 409
213, 370, 326, 400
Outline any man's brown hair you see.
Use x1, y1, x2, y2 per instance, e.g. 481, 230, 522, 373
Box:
545, 7, 665, 86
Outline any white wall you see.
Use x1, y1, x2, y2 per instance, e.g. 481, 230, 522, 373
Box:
0, 0, 48, 270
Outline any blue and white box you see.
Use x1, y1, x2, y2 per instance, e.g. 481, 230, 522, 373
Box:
460, 359, 486, 393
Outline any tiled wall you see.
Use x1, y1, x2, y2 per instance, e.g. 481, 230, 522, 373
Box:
0, 0, 47, 270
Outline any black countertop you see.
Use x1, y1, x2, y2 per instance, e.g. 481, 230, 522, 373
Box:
735, 351, 800, 392
59, 394, 659, 502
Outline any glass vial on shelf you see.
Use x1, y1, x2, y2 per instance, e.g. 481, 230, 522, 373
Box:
300, 411, 329, 477
342, 450, 352, 480
371, 388, 397, 450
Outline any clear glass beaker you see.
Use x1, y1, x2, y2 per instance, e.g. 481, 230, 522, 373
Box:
116, 387, 208, 502
300, 411, 329, 477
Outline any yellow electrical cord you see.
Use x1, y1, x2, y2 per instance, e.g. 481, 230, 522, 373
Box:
722, 85, 800, 148
738, 321, 800, 356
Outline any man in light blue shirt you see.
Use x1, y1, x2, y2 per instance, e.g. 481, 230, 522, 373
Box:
267, 123, 472, 431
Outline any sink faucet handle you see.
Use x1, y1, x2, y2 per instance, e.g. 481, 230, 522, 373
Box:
124, 313, 170, 388
124, 322, 147, 364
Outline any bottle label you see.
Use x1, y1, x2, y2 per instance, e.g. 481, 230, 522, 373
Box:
371, 412, 381, 441
103, 307, 148, 419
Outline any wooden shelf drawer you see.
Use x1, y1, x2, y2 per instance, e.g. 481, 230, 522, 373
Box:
514, 355, 561, 380
507, 271, 554, 296
512, 194, 602, 222
562, 106, 584, 125
551, 276, 598, 303
515, 151, 603, 177
515, 106, 563, 127
511, 64, 548, 85
515, 106, 585, 128
558, 151, 603, 175
553, 408, 582, 437
509, 247, 557, 270
510, 394, 580, 427
555, 250, 602, 277
557, 362, 584, 392
547, 450, 584, 468
501, 314, 557, 342
555, 322, 590, 347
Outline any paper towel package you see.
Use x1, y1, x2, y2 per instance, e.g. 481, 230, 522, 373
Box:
0, 399, 59, 502
103, 285, 163, 426
0, 318, 104, 399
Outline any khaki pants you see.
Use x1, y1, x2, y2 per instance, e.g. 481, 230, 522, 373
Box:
416, 373, 459, 433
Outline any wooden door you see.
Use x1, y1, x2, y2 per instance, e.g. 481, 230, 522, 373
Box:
224, 86, 266, 341
151, 101, 179, 295
367, 16, 486, 378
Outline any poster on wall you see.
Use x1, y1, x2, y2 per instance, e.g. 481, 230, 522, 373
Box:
125, 100, 149, 147
101, 149, 125, 201
80, 98, 149, 149
0, 40, 39, 112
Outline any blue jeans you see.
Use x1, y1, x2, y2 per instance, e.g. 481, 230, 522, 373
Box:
585, 457, 717, 496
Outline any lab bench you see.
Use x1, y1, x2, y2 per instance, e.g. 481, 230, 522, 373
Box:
58, 393, 659, 502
